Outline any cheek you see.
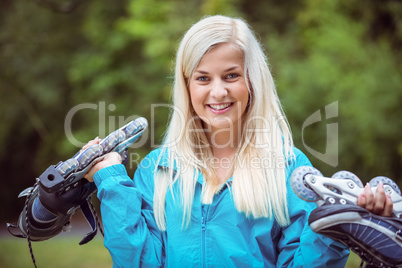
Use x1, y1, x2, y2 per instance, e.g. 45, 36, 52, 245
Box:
189, 85, 202, 111
239, 85, 250, 110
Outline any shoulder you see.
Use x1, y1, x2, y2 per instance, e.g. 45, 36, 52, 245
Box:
138, 148, 162, 168
133, 148, 163, 188
285, 148, 317, 215
285, 147, 312, 182
287, 147, 312, 170
136, 147, 171, 173
291, 147, 312, 168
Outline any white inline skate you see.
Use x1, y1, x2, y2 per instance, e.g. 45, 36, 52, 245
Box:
291, 166, 402, 268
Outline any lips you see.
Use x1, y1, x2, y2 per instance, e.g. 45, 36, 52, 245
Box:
208, 103, 233, 110
206, 102, 234, 115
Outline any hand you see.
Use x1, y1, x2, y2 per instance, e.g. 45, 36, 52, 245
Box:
81, 136, 100, 151
357, 182, 393, 217
84, 152, 122, 182
82, 137, 122, 182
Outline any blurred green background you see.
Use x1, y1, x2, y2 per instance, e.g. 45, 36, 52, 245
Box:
0, 0, 401, 266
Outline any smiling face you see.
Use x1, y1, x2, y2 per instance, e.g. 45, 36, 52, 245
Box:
188, 43, 249, 137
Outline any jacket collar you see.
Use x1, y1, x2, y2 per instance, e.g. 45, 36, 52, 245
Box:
155, 148, 233, 185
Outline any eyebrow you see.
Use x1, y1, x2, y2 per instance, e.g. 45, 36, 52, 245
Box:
194, 66, 242, 74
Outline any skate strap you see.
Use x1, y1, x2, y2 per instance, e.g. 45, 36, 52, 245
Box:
79, 199, 97, 245
6, 222, 26, 238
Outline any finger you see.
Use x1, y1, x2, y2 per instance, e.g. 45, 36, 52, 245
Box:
357, 192, 366, 207
364, 183, 374, 211
104, 151, 122, 163
84, 152, 122, 182
381, 194, 393, 217
84, 168, 96, 182
82, 137, 100, 151
372, 182, 386, 215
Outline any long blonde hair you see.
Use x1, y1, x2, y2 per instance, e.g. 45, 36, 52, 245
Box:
153, 15, 294, 230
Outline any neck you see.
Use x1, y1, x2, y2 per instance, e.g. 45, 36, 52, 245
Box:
205, 126, 241, 158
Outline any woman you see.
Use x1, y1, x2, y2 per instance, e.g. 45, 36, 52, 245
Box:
85, 15, 392, 267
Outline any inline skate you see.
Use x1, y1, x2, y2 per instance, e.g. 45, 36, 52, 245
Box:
291, 166, 402, 267
7, 117, 148, 245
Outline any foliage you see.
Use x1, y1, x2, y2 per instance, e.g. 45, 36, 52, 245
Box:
264, 0, 402, 180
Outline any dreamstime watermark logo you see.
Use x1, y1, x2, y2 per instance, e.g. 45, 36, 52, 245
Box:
301, 101, 339, 167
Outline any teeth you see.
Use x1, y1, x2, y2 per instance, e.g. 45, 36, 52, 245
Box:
209, 103, 231, 110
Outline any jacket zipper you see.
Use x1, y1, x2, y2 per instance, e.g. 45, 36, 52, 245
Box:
201, 205, 209, 268
201, 215, 206, 268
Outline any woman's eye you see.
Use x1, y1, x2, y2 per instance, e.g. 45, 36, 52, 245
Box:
196, 76, 209, 81
226, 73, 239, 79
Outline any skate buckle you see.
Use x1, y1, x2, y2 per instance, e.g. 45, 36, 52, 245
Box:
304, 174, 362, 205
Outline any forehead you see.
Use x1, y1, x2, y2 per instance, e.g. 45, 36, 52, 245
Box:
196, 43, 244, 69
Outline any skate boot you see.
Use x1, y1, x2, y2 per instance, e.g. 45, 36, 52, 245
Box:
7, 117, 148, 245
291, 166, 402, 268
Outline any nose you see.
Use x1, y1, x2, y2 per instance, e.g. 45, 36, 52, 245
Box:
210, 79, 228, 99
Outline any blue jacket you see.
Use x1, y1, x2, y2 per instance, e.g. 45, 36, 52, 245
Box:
93, 148, 349, 267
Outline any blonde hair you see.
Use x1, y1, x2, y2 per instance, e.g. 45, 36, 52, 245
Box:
153, 15, 294, 230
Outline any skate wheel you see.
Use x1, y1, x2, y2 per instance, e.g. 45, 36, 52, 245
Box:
100, 129, 126, 153
291, 166, 323, 202
331, 171, 363, 188
369, 176, 401, 195
76, 144, 103, 170
124, 117, 147, 136
56, 158, 79, 177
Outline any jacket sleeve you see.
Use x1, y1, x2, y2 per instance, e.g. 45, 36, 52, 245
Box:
276, 148, 350, 268
93, 151, 164, 268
